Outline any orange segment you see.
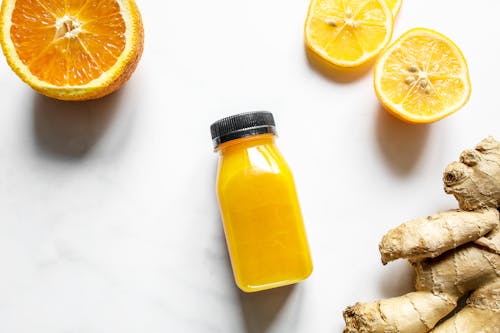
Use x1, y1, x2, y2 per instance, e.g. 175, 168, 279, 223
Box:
374, 28, 471, 123
305, 0, 393, 68
384, 0, 402, 17
0, 0, 143, 101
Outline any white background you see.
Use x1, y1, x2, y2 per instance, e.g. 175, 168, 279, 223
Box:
0, 0, 498, 332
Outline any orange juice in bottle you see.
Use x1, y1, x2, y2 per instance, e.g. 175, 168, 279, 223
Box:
210, 111, 313, 292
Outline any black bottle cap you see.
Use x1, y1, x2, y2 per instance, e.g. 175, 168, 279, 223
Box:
210, 111, 277, 148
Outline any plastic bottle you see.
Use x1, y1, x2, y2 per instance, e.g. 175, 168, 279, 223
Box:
210, 111, 313, 292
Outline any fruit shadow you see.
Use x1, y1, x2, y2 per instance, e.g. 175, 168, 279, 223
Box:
375, 105, 431, 176
32, 90, 124, 159
305, 45, 375, 83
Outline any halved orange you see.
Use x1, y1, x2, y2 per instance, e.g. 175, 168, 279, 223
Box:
0, 0, 144, 101
374, 28, 471, 123
305, 0, 393, 68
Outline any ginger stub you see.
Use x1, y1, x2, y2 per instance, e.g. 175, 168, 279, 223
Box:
379, 208, 498, 264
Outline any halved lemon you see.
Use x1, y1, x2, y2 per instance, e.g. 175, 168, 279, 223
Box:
384, 0, 402, 17
305, 0, 393, 68
374, 28, 471, 123
0, 0, 144, 101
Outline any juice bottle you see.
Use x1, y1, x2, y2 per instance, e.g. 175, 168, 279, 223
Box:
210, 111, 313, 292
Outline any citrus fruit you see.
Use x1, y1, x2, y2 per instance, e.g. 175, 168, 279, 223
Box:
305, 0, 393, 68
374, 28, 471, 124
0, 0, 144, 101
384, 0, 402, 17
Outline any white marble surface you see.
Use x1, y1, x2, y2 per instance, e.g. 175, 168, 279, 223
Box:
0, 0, 499, 332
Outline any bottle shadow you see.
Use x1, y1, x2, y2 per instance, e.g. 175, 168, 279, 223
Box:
375, 106, 431, 176
32, 90, 125, 160
220, 233, 296, 333
238, 283, 296, 333
305, 45, 374, 84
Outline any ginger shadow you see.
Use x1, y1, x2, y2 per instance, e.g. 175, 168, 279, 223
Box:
376, 106, 431, 176
378, 261, 414, 298
305, 45, 375, 84
32, 90, 124, 159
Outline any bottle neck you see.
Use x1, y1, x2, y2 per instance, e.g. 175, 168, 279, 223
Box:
216, 133, 276, 153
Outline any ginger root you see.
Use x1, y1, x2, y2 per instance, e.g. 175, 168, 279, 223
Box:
343, 292, 457, 333
343, 137, 500, 333
380, 209, 498, 264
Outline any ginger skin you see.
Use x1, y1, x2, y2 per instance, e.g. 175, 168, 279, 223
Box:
444, 136, 500, 211
343, 137, 500, 333
430, 281, 500, 333
413, 244, 499, 296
